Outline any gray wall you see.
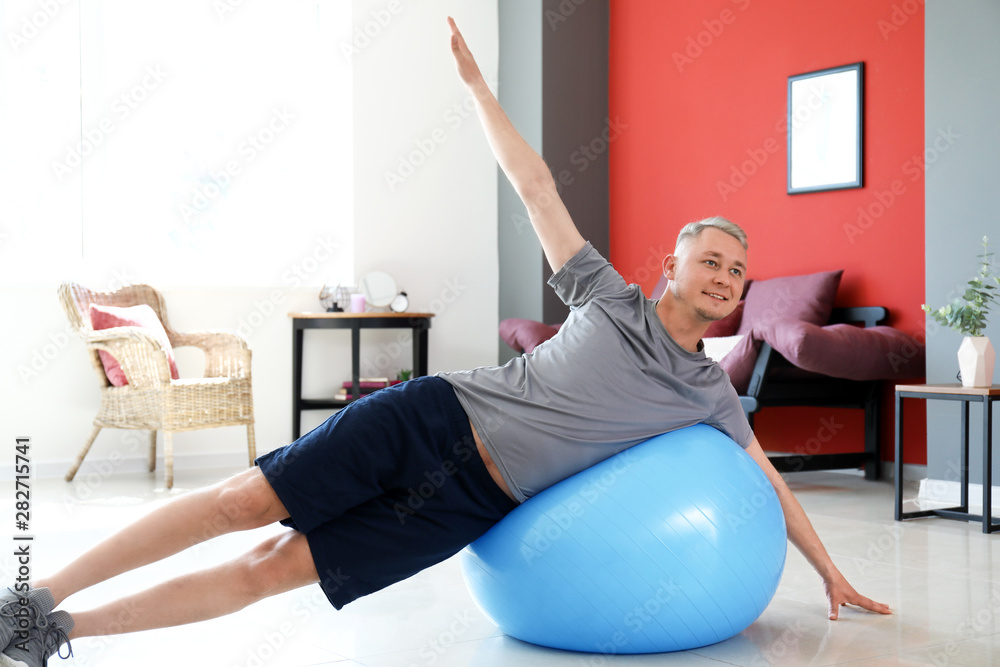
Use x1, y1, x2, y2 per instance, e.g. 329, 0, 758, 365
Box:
498, 0, 544, 364
497, 0, 610, 363
925, 0, 1000, 483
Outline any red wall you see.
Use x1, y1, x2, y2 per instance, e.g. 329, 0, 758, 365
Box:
609, 0, 926, 463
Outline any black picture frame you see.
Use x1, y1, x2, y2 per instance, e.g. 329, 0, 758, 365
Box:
787, 62, 863, 194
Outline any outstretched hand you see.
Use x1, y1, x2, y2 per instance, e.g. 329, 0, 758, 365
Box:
823, 571, 891, 620
447, 17, 486, 90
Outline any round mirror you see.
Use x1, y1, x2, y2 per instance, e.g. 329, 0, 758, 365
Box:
359, 271, 397, 308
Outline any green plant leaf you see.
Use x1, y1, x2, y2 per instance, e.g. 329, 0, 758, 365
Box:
923, 237, 1000, 336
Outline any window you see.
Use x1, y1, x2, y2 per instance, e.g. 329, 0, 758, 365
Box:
1, 0, 352, 287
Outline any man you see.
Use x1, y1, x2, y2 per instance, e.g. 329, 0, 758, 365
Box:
1, 17, 888, 667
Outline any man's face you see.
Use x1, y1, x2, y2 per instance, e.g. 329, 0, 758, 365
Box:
663, 227, 747, 323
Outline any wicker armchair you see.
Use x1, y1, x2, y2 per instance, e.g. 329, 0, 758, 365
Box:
59, 282, 256, 489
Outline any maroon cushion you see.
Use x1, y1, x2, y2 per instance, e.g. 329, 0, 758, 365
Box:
763, 319, 925, 381
704, 301, 745, 338
500, 318, 561, 354
737, 270, 843, 335
717, 330, 763, 394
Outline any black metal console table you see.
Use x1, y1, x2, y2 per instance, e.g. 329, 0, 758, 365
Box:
289, 312, 433, 440
895, 383, 999, 534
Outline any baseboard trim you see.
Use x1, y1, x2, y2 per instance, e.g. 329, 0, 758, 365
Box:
917, 477, 1000, 513
0, 451, 251, 482
881, 461, 927, 481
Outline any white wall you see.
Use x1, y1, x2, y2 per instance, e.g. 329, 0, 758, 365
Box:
0, 1, 499, 481
352, 0, 499, 376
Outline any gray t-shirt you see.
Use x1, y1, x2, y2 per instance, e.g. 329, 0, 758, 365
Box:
439, 242, 753, 502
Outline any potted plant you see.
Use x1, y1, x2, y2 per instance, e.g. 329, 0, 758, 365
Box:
922, 236, 999, 387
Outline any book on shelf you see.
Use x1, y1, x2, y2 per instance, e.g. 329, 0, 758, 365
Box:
336, 377, 402, 401
341, 378, 395, 391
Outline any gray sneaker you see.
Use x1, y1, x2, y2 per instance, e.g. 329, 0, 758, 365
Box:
0, 610, 73, 667
0, 589, 54, 653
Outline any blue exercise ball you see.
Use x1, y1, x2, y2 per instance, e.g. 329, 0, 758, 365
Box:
461, 424, 786, 654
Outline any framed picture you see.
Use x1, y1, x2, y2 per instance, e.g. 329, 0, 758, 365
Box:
787, 62, 863, 194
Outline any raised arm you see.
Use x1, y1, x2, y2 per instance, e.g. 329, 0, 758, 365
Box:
744, 437, 892, 620
448, 17, 585, 273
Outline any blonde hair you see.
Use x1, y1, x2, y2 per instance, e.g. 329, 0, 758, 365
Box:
676, 216, 748, 252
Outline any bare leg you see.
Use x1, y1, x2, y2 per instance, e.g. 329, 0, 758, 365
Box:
66, 531, 318, 639
35, 467, 289, 607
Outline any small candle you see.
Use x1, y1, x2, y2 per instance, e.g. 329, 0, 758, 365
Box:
350, 294, 366, 313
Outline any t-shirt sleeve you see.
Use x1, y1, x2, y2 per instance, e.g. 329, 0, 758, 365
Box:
709, 381, 754, 448
547, 242, 630, 308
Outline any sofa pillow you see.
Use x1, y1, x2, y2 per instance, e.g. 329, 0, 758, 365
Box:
763, 319, 925, 381
499, 318, 561, 354
89, 303, 180, 386
717, 331, 763, 394
737, 270, 843, 336
704, 300, 745, 338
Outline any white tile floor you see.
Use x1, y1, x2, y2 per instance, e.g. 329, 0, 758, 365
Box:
3, 466, 999, 666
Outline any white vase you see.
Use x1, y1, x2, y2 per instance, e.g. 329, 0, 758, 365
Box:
957, 336, 995, 388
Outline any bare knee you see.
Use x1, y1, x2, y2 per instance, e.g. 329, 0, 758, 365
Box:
211, 468, 289, 532
239, 532, 317, 600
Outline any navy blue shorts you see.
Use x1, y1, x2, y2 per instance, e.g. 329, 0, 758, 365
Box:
256, 376, 517, 609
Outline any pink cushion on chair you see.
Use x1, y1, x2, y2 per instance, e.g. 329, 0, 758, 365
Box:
89, 304, 180, 386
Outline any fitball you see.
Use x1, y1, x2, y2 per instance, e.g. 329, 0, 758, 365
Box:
461, 424, 786, 654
